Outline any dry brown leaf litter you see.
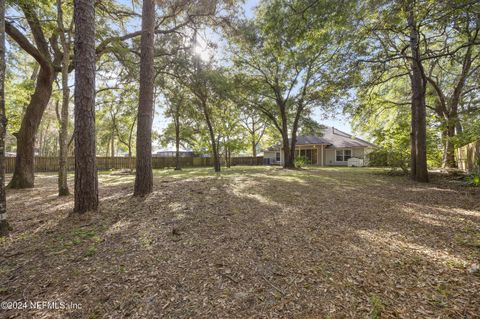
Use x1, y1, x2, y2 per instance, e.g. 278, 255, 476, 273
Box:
0, 167, 479, 318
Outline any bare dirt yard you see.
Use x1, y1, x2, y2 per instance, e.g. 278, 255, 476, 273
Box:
0, 166, 479, 318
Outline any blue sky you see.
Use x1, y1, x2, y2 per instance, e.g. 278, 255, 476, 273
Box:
117, 0, 355, 141
242, 0, 354, 134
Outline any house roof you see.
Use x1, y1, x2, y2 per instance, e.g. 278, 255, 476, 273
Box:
322, 127, 376, 149
295, 135, 331, 145
263, 127, 376, 151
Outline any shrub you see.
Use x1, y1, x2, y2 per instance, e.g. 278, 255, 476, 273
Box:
467, 157, 480, 186
368, 148, 409, 174
470, 174, 480, 187
294, 155, 308, 168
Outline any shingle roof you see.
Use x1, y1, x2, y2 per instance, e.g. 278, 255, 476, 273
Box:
294, 135, 331, 145
263, 127, 376, 151
322, 127, 376, 148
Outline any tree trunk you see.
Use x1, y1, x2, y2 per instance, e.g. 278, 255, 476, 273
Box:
407, 3, 428, 182
128, 118, 135, 172
280, 104, 294, 169
134, 0, 155, 196
57, 0, 70, 196
105, 135, 110, 157
228, 149, 231, 168
251, 121, 256, 163
110, 131, 115, 158
174, 113, 181, 170
200, 100, 220, 172
74, 0, 98, 213
8, 66, 55, 188
289, 103, 304, 169
442, 119, 456, 168
0, 0, 10, 236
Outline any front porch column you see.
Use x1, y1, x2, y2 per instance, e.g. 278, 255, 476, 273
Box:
321, 145, 324, 166
317, 146, 321, 165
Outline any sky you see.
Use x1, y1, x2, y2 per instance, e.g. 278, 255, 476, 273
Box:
241, 0, 354, 135
117, 0, 356, 150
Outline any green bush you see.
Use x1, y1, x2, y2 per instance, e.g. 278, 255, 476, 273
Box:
470, 174, 480, 187
368, 148, 409, 174
469, 157, 480, 187
294, 155, 308, 168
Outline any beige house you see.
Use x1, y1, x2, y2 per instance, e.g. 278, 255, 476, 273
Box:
263, 127, 376, 166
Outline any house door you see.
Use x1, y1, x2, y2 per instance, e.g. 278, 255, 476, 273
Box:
299, 149, 313, 164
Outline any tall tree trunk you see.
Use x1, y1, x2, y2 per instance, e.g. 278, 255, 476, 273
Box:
228, 149, 231, 168
134, 0, 155, 196
128, 117, 135, 172
57, 0, 70, 196
407, 2, 428, 182
280, 104, 294, 169
8, 66, 55, 188
74, 0, 98, 213
289, 103, 304, 169
0, 0, 10, 236
199, 99, 220, 172
110, 131, 115, 158
174, 113, 181, 170
442, 118, 456, 168
105, 135, 110, 157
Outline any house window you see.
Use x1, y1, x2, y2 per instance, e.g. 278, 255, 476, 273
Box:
336, 149, 352, 162
344, 150, 352, 161
299, 149, 313, 164
276, 152, 280, 162
336, 150, 343, 161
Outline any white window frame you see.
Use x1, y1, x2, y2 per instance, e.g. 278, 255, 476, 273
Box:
335, 149, 352, 162
275, 152, 281, 162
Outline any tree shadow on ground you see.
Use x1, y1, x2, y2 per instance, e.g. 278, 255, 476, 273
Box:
0, 167, 479, 318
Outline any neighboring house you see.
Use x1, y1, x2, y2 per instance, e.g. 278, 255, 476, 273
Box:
263, 127, 376, 166
153, 149, 211, 158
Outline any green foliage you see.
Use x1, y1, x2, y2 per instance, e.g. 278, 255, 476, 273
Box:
85, 245, 97, 257
368, 148, 409, 174
468, 157, 480, 187
369, 294, 384, 319
294, 155, 308, 168
470, 174, 480, 187
298, 117, 327, 136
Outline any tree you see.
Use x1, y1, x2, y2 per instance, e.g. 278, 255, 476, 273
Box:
0, 0, 9, 236
354, 0, 480, 181
240, 106, 266, 159
231, 0, 352, 168
134, 0, 155, 196
165, 41, 225, 172
5, 1, 59, 188
163, 83, 195, 170
407, 1, 428, 182
424, 6, 480, 168
56, 0, 72, 196
73, 0, 98, 213
5, 0, 190, 189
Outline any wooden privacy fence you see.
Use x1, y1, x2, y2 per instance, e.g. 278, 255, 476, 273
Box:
457, 140, 480, 173
4, 156, 264, 173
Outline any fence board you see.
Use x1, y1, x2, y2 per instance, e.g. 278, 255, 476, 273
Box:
457, 140, 480, 173
3, 156, 264, 173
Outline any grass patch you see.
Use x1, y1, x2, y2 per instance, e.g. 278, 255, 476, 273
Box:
369, 294, 384, 319
85, 245, 97, 257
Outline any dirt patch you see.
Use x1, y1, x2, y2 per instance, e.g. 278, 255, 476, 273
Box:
1, 167, 479, 318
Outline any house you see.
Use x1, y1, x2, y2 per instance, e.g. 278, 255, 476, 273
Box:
153, 150, 195, 158
263, 127, 376, 166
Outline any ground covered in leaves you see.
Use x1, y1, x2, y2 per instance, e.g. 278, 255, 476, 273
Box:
1, 166, 479, 318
